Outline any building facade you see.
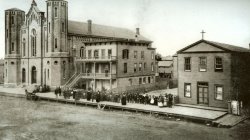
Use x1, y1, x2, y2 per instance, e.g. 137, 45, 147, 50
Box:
158, 56, 173, 78
177, 40, 250, 108
4, 0, 156, 91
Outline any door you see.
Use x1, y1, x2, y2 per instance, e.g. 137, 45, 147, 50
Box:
198, 83, 208, 105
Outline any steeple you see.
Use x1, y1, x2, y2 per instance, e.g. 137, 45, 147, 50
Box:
31, 0, 37, 6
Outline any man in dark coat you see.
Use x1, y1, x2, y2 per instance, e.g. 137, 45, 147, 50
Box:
87, 89, 91, 101
96, 91, 101, 109
121, 93, 127, 105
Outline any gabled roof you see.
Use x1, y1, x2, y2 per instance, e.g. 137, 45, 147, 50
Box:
177, 39, 250, 53
68, 20, 151, 42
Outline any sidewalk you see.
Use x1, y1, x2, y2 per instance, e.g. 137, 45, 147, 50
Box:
36, 92, 226, 121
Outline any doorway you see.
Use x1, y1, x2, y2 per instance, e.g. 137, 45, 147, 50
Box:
197, 82, 209, 105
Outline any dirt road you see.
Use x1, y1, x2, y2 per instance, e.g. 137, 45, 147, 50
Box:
0, 95, 249, 140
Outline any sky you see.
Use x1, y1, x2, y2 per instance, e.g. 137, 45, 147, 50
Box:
0, 0, 250, 58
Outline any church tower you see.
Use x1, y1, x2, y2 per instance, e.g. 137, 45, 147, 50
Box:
4, 8, 25, 87
46, 0, 69, 86
46, 0, 68, 53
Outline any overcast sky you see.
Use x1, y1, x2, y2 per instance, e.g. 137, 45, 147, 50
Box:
0, 0, 250, 58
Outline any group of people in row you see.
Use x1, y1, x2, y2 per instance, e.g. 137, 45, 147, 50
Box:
58, 88, 174, 108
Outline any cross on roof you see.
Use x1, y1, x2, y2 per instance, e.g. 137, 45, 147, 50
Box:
201, 30, 206, 40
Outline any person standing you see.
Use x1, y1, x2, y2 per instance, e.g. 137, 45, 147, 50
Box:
87, 89, 91, 101
54, 87, 58, 98
58, 86, 62, 96
96, 91, 101, 109
121, 93, 127, 105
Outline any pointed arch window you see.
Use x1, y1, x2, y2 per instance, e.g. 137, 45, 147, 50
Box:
31, 29, 37, 56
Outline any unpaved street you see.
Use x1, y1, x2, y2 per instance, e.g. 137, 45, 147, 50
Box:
0, 95, 249, 140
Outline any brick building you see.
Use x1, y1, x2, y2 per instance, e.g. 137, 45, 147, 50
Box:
177, 40, 250, 108
4, 0, 156, 91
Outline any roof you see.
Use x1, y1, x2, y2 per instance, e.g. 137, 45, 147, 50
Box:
5, 8, 24, 11
158, 61, 173, 67
162, 56, 173, 61
68, 20, 151, 42
178, 39, 250, 53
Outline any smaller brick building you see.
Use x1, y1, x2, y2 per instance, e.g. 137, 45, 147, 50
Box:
177, 40, 250, 108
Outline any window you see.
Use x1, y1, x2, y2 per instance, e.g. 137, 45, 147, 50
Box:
101, 49, 105, 59
151, 62, 154, 72
184, 57, 191, 71
148, 77, 151, 83
54, 61, 58, 65
129, 78, 132, 86
199, 57, 207, 72
47, 69, 50, 79
215, 85, 223, 100
144, 63, 146, 70
141, 51, 144, 59
108, 49, 112, 59
62, 22, 65, 32
11, 16, 14, 24
11, 42, 14, 52
184, 83, 191, 97
49, 22, 50, 33
55, 38, 57, 49
151, 52, 154, 60
88, 50, 92, 59
124, 63, 127, 73
55, 7, 58, 17
134, 63, 137, 73
122, 49, 129, 59
63, 61, 66, 79
80, 47, 85, 58
23, 39, 26, 56
94, 50, 99, 59
139, 63, 142, 71
134, 51, 137, 59
143, 77, 146, 84
95, 64, 99, 73
215, 57, 223, 72
139, 78, 142, 85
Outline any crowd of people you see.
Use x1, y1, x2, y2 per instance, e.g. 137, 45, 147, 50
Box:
57, 88, 175, 108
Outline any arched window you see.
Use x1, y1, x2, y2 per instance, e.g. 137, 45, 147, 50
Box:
31, 29, 36, 56
22, 68, 26, 83
55, 38, 57, 49
55, 7, 58, 17
31, 66, 37, 84
23, 39, 26, 57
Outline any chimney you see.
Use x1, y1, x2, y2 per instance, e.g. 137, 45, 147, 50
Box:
87, 20, 92, 34
136, 28, 140, 35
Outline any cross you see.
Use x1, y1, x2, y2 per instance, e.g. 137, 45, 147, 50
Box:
201, 30, 206, 40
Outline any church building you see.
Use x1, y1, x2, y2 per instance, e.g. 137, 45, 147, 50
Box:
177, 39, 250, 108
4, 0, 156, 92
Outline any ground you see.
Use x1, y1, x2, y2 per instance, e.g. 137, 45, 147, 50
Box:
0, 95, 250, 140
